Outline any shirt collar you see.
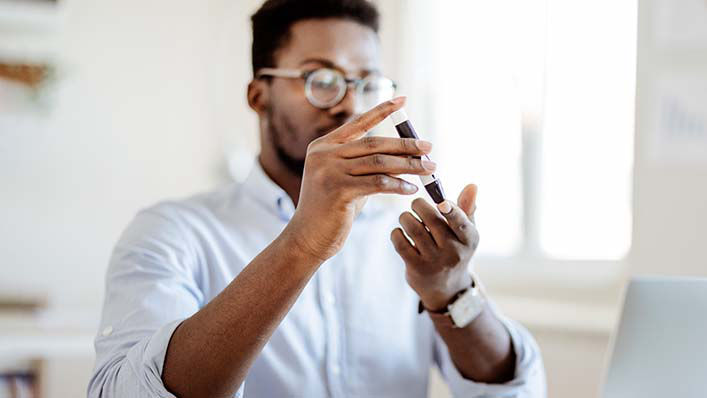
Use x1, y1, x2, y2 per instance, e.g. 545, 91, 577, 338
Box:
242, 160, 296, 222
242, 160, 382, 223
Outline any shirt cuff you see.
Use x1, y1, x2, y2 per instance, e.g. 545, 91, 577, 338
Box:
434, 311, 546, 397
126, 318, 184, 397
124, 319, 247, 398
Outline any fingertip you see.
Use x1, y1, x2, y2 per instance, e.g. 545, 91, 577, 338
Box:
437, 200, 452, 214
458, 184, 478, 216
402, 182, 418, 194
416, 140, 433, 152
411, 197, 427, 207
390, 228, 408, 250
391, 227, 402, 239
391, 96, 406, 105
464, 184, 478, 199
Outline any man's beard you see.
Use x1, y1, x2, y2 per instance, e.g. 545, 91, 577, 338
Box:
267, 107, 348, 178
268, 107, 307, 177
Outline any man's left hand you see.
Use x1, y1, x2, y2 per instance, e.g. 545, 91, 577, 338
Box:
391, 184, 480, 312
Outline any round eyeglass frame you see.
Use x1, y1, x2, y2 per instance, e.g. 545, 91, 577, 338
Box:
256, 67, 397, 110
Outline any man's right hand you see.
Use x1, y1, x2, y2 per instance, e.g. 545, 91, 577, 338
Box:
283, 97, 437, 263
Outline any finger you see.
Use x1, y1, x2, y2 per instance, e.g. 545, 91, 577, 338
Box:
399, 211, 437, 255
390, 227, 420, 260
437, 200, 476, 245
410, 197, 457, 246
324, 97, 406, 143
457, 184, 478, 218
337, 136, 432, 158
346, 154, 436, 176
347, 174, 419, 197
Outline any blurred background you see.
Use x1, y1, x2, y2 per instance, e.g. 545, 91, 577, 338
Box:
1, 0, 705, 396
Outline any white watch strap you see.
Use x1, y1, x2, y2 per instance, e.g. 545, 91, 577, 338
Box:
447, 282, 486, 328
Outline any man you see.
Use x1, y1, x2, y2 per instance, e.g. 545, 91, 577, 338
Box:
88, 0, 545, 397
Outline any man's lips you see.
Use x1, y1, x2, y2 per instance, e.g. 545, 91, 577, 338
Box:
317, 116, 355, 137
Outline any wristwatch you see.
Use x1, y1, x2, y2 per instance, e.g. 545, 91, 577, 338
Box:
418, 276, 487, 328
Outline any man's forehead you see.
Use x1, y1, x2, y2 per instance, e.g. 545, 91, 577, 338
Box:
275, 18, 380, 74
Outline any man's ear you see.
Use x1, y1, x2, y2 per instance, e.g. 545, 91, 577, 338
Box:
247, 79, 269, 116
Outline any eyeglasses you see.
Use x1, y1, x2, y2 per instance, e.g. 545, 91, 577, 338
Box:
256, 67, 397, 111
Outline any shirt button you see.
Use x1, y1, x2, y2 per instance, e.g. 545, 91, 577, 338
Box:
331, 364, 341, 375
102, 326, 113, 337
326, 293, 336, 305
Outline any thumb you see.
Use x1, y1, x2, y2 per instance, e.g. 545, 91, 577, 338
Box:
457, 184, 478, 218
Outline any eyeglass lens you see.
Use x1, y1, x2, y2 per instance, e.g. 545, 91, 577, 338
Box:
305, 69, 395, 111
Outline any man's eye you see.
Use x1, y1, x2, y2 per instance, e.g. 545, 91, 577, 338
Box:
313, 78, 338, 89
363, 82, 379, 92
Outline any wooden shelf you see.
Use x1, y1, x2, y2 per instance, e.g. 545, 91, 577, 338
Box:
0, 310, 95, 359
0, 309, 94, 398
0, 63, 50, 88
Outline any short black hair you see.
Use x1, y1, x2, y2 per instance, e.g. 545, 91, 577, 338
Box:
250, 0, 380, 75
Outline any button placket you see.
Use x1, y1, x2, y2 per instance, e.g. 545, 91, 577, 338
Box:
319, 264, 344, 397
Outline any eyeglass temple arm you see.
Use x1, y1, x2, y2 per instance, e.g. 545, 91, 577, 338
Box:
257, 67, 398, 90
255, 68, 303, 79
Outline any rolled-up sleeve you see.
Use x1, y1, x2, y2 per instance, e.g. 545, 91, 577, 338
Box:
88, 205, 232, 397
433, 304, 547, 398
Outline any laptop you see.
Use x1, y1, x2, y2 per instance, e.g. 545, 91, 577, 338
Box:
602, 276, 707, 398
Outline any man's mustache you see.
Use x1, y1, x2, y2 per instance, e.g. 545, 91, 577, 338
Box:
316, 115, 356, 136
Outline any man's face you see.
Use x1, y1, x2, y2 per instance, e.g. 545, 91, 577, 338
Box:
262, 18, 381, 176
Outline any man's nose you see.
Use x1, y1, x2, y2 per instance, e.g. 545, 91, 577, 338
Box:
327, 84, 359, 120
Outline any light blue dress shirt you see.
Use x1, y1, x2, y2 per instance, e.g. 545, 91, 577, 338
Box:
88, 161, 546, 398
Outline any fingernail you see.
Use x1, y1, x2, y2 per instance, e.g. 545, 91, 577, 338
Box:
421, 159, 437, 171
404, 182, 418, 193
416, 140, 433, 152
438, 200, 452, 214
391, 96, 406, 104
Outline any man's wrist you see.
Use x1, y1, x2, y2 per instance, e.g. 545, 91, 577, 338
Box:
276, 227, 326, 270
418, 271, 474, 312
420, 275, 487, 329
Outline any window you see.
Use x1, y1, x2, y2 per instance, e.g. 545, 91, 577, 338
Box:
428, 0, 637, 261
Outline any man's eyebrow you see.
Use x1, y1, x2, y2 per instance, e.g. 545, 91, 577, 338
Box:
298, 58, 338, 69
298, 58, 380, 76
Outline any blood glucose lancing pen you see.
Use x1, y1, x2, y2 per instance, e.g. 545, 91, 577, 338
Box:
390, 108, 447, 204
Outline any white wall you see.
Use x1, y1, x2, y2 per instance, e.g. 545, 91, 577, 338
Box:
0, 0, 262, 311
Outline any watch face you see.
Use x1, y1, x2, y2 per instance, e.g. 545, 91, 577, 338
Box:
449, 288, 486, 328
